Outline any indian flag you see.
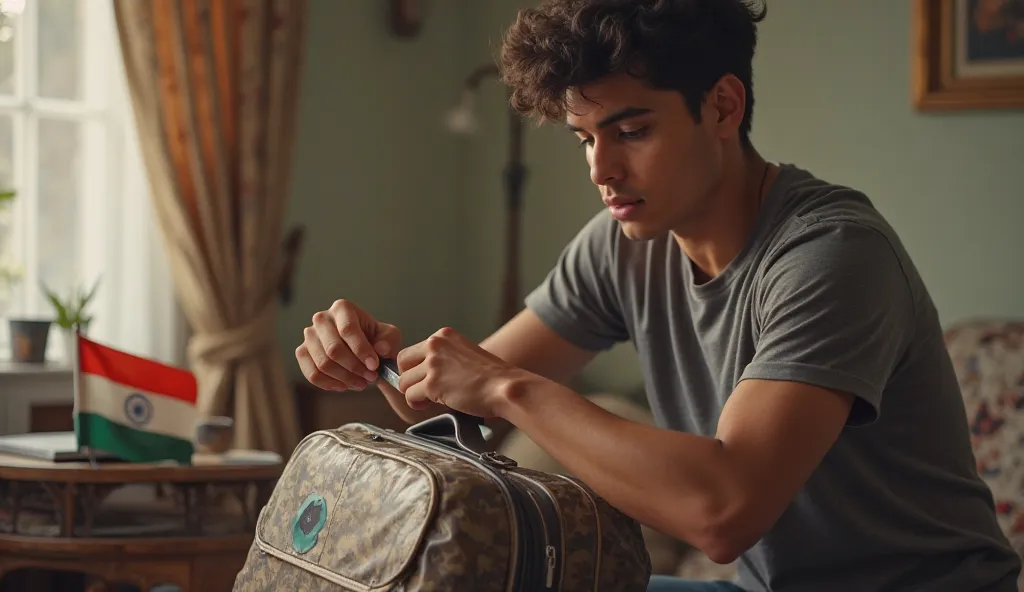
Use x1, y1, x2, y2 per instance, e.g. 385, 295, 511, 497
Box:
73, 333, 199, 464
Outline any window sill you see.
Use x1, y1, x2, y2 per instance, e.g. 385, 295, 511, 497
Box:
0, 360, 72, 377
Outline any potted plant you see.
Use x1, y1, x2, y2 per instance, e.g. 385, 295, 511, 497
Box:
0, 262, 41, 364
41, 277, 101, 362
0, 189, 49, 364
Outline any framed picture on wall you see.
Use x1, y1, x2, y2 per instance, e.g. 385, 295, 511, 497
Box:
913, 0, 1024, 110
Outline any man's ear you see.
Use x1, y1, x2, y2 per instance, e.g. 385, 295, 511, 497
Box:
709, 74, 746, 139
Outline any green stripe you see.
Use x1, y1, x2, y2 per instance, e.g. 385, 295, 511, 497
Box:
75, 412, 194, 464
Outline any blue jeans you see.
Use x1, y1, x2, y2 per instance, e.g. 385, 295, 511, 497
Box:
647, 575, 745, 591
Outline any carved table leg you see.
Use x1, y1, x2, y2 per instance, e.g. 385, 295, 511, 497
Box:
0, 555, 19, 586
61, 483, 77, 537
85, 579, 111, 592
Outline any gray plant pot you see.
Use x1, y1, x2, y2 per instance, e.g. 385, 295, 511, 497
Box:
8, 318, 53, 363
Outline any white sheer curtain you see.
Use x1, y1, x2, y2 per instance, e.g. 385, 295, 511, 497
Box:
85, 0, 186, 367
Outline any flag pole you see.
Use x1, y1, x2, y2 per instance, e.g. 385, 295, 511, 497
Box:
71, 323, 97, 469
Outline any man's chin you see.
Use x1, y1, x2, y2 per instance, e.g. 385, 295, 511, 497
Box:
617, 220, 663, 241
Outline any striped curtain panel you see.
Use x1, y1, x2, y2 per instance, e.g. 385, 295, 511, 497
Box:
113, 0, 307, 457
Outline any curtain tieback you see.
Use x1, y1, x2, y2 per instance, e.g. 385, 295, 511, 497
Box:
188, 302, 277, 367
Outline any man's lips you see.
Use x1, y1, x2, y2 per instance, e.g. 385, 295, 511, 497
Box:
605, 197, 646, 221
603, 196, 644, 207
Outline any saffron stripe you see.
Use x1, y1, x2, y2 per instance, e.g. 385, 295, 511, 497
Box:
78, 335, 198, 404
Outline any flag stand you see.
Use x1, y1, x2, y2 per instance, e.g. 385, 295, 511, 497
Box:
71, 323, 99, 469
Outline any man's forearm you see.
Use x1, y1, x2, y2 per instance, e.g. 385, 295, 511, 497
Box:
495, 372, 755, 563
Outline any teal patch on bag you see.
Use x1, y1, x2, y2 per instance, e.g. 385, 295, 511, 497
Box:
292, 493, 327, 553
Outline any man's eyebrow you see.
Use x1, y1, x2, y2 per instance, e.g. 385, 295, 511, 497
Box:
566, 106, 654, 133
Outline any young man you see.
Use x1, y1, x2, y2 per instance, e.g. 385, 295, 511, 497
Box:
296, 1, 1020, 590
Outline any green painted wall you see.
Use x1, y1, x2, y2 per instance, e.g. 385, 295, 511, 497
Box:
276, 0, 470, 374
281, 0, 1024, 397
752, 1, 1024, 326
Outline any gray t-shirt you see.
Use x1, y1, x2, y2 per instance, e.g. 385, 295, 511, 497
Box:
524, 163, 1020, 591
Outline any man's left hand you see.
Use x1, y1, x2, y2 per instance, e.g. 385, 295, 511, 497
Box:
396, 326, 523, 417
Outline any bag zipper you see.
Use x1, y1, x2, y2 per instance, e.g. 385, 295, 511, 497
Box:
509, 472, 563, 589
502, 473, 552, 590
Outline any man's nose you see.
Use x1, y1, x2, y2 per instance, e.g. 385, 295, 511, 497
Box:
589, 141, 626, 187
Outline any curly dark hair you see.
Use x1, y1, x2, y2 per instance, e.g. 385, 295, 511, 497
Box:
499, 0, 767, 146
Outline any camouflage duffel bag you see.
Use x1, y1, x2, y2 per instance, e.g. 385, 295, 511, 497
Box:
233, 411, 652, 591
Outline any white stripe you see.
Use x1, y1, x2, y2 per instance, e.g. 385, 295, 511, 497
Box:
78, 373, 198, 440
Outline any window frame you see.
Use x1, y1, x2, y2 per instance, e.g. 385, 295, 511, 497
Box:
0, 0, 123, 361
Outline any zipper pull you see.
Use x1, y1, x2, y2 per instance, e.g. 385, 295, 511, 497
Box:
545, 544, 556, 587
480, 451, 518, 468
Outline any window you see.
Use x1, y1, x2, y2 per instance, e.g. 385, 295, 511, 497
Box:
0, 0, 184, 365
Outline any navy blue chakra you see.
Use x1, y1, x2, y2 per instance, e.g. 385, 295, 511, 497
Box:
124, 393, 153, 427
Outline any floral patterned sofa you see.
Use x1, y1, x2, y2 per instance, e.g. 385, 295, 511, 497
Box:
945, 318, 1024, 588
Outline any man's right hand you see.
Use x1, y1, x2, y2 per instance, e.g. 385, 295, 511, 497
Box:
296, 299, 402, 392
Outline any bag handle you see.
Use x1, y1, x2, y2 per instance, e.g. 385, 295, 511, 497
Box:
406, 412, 489, 456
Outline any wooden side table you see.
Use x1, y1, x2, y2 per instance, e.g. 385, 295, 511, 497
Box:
0, 449, 282, 591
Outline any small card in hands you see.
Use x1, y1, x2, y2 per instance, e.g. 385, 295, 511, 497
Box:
375, 357, 491, 436
377, 358, 402, 392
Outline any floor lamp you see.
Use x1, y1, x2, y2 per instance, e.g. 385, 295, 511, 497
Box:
445, 64, 527, 329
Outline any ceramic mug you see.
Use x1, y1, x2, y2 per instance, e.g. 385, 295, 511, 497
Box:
195, 416, 235, 454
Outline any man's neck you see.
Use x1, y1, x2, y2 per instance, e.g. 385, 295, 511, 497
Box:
673, 150, 776, 284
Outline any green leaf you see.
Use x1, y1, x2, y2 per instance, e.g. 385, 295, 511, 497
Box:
40, 278, 101, 329
46, 294, 69, 326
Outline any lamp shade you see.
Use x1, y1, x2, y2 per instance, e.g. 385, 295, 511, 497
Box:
444, 89, 479, 134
